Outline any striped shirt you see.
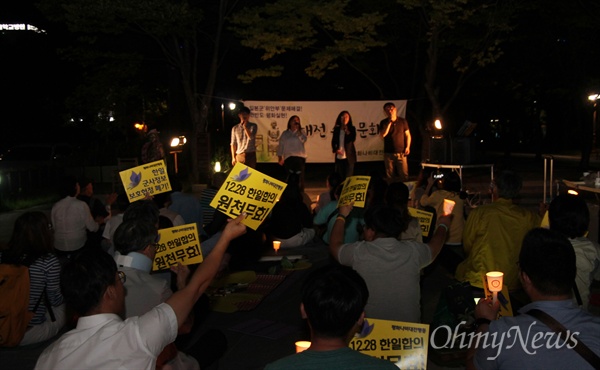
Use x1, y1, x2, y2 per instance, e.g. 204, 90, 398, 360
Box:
0, 253, 63, 325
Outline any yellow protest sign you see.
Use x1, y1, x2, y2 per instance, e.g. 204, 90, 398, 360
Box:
408, 207, 434, 237
349, 318, 429, 368
338, 176, 371, 207
210, 163, 287, 230
119, 160, 171, 202
152, 223, 203, 271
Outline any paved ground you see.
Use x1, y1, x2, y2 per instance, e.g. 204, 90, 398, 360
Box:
2, 151, 598, 369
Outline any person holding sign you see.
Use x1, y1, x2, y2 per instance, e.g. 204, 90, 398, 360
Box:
331, 110, 357, 180
230, 106, 258, 169
329, 204, 451, 323
265, 265, 397, 370
36, 213, 247, 370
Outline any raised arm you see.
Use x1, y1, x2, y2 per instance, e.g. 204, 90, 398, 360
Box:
329, 204, 353, 260
165, 213, 246, 328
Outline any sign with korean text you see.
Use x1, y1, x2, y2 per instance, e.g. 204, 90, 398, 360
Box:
119, 160, 171, 202
210, 163, 287, 230
338, 176, 371, 208
152, 223, 203, 271
245, 100, 407, 163
408, 207, 434, 237
349, 318, 429, 369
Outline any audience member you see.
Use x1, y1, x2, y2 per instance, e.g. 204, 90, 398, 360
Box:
169, 175, 205, 236
548, 194, 600, 310
329, 204, 451, 323
384, 181, 422, 242
101, 193, 129, 255
35, 214, 246, 369
265, 265, 397, 369
0, 212, 67, 346
420, 171, 466, 273
154, 192, 185, 227
314, 184, 363, 245
468, 228, 600, 369
113, 219, 226, 369
409, 167, 436, 209
201, 172, 227, 236
314, 172, 343, 215
456, 170, 541, 292
269, 175, 315, 248
51, 175, 100, 258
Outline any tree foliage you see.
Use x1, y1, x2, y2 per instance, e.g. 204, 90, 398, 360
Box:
231, 0, 386, 95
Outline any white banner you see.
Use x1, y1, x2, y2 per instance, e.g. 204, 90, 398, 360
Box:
243, 100, 407, 163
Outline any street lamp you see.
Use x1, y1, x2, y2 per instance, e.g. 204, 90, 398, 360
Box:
170, 135, 187, 174
589, 93, 599, 149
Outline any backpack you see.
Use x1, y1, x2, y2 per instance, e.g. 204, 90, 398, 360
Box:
0, 264, 34, 347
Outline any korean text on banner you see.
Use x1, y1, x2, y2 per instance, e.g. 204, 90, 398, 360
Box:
408, 207, 434, 237
119, 160, 172, 202
153, 223, 203, 271
338, 176, 371, 208
209, 163, 287, 230
349, 318, 429, 369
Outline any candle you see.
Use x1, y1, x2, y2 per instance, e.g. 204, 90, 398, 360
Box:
295, 341, 311, 353
486, 271, 504, 305
273, 240, 281, 252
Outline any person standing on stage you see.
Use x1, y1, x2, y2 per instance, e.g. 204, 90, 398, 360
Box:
277, 115, 308, 188
331, 110, 357, 180
379, 102, 411, 182
230, 106, 258, 168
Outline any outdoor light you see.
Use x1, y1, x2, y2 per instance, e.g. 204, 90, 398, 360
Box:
434, 119, 443, 130
567, 189, 579, 195
214, 161, 221, 173
228, 102, 236, 111
170, 136, 187, 148
134, 122, 147, 132
589, 94, 599, 102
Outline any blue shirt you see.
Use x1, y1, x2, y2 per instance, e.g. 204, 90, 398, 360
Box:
474, 300, 600, 369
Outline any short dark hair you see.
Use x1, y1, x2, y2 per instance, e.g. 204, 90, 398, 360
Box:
61, 249, 117, 316
519, 228, 576, 296
123, 199, 160, 226
4, 211, 54, 266
549, 194, 589, 239
239, 106, 250, 114
442, 171, 462, 193
383, 102, 395, 110
301, 265, 369, 338
59, 175, 78, 197
496, 170, 522, 199
113, 219, 158, 255
364, 205, 405, 237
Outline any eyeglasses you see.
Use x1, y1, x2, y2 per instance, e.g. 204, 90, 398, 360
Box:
118, 271, 127, 284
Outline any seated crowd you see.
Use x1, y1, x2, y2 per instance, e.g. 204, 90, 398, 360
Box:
2, 166, 600, 370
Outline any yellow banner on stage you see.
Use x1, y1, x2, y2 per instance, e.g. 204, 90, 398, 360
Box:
152, 223, 203, 271
408, 207, 434, 237
119, 160, 172, 202
210, 163, 287, 230
338, 176, 371, 208
349, 318, 429, 369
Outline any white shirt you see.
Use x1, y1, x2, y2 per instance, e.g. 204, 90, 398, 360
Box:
160, 208, 185, 227
102, 213, 123, 242
51, 196, 99, 252
35, 303, 178, 370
